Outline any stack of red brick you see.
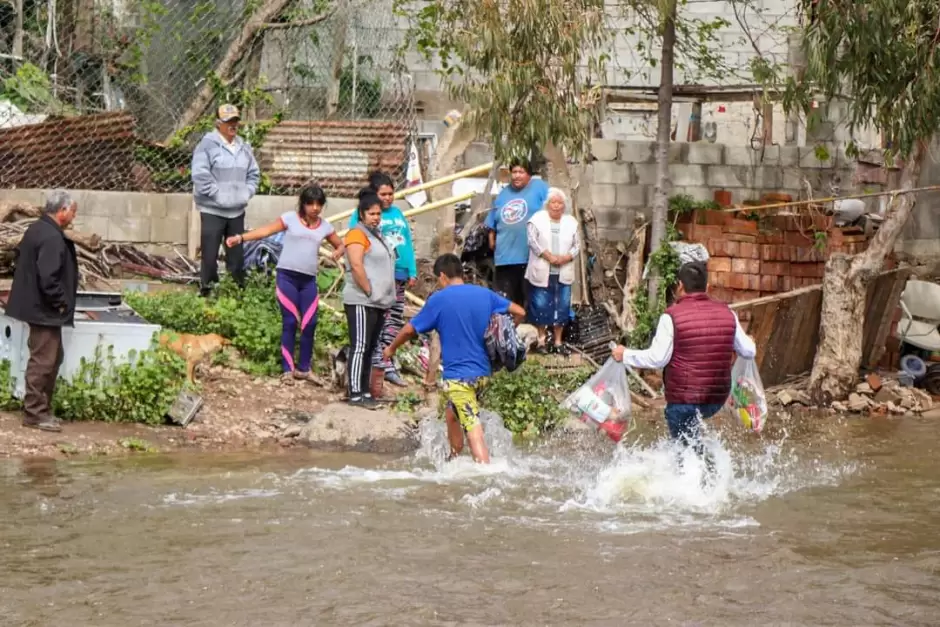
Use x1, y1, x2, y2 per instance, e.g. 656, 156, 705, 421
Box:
677, 209, 876, 304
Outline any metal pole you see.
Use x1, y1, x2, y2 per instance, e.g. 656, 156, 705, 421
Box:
351, 31, 358, 119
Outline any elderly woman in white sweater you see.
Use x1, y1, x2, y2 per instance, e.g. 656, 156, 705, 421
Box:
524, 187, 581, 355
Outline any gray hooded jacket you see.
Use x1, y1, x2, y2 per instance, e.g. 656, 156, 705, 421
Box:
191, 130, 261, 219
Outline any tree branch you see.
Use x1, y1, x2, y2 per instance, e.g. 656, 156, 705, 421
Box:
263, 11, 334, 29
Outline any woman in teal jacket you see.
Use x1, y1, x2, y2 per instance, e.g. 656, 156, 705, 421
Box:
348, 171, 417, 387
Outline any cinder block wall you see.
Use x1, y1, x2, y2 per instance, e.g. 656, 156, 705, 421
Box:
582, 138, 861, 241
0, 189, 445, 256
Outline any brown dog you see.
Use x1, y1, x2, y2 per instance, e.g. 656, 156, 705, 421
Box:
159, 332, 231, 384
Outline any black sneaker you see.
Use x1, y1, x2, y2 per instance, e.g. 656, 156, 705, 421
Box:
554, 343, 571, 357
348, 396, 379, 411
22, 418, 62, 432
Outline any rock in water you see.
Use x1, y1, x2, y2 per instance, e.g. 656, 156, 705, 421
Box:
298, 403, 418, 454
847, 393, 871, 413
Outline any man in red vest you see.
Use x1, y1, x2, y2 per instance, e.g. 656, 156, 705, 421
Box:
611, 261, 757, 447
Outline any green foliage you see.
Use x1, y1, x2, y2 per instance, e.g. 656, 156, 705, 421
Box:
135, 74, 284, 194
779, 0, 940, 159
0, 360, 22, 411
125, 273, 349, 376
482, 363, 592, 437
620, 0, 733, 83
52, 345, 186, 425
394, 391, 423, 415
118, 437, 158, 453
396, 0, 610, 161
627, 194, 714, 347
338, 56, 383, 118
1, 63, 69, 114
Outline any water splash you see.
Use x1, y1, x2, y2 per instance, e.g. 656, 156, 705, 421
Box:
416, 409, 516, 471
168, 411, 856, 533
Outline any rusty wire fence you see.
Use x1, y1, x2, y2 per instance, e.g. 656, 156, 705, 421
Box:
0, 0, 417, 198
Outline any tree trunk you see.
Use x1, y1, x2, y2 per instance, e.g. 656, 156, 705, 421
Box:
13, 0, 24, 58
646, 0, 677, 306
168, 0, 296, 141
808, 138, 929, 403
621, 216, 647, 331
325, 10, 349, 118
429, 119, 477, 255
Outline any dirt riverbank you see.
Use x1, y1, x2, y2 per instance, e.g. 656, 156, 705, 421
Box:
0, 367, 429, 459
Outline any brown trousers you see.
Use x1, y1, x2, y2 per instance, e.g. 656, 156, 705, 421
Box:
24, 325, 64, 424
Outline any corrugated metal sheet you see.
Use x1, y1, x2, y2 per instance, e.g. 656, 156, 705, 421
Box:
0, 112, 137, 190
259, 120, 409, 197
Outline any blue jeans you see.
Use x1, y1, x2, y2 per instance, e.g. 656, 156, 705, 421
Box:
664, 403, 724, 446
527, 275, 572, 326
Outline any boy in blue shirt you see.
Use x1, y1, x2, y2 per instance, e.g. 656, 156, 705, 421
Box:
384, 254, 525, 463
485, 158, 549, 307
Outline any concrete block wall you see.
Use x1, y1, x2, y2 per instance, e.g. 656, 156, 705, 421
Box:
583, 138, 860, 241
0, 189, 440, 257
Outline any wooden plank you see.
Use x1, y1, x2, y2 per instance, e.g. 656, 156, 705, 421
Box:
187, 202, 200, 261
727, 267, 902, 387
862, 268, 911, 368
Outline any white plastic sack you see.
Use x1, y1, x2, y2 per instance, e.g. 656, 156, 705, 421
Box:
562, 358, 632, 426
728, 357, 768, 433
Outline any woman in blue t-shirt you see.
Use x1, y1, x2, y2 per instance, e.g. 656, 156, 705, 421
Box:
484, 158, 549, 308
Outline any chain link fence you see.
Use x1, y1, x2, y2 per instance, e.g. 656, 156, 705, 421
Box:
0, 0, 417, 197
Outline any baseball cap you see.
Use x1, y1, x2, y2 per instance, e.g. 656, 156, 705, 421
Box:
217, 104, 240, 122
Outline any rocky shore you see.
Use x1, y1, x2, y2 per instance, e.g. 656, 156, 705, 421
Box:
0, 367, 422, 459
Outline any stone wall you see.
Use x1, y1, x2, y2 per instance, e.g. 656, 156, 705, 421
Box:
581, 138, 860, 241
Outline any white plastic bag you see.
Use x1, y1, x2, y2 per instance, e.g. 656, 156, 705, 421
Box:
728, 357, 768, 433
562, 358, 633, 439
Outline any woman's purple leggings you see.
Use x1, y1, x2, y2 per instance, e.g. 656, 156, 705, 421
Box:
275, 269, 320, 373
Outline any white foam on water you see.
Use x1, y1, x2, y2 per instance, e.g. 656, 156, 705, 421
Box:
167, 411, 856, 534
162, 488, 281, 507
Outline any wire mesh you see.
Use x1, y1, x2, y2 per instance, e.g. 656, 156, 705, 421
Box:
0, 0, 417, 198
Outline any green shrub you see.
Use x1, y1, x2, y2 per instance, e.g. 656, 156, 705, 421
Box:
0, 360, 22, 411
52, 345, 186, 425
481, 362, 592, 437
125, 271, 349, 376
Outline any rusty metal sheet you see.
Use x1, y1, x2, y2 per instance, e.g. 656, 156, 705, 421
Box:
259, 120, 409, 197
0, 112, 137, 190
731, 268, 911, 387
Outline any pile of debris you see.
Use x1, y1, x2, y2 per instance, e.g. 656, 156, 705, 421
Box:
774, 373, 935, 415
0, 201, 197, 287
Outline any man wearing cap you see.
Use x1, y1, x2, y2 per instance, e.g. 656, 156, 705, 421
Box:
191, 104, 261, 296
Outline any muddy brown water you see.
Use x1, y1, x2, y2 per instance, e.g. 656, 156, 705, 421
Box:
1, 413, 939, 626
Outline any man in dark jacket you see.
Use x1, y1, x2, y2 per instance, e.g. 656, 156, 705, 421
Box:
6, 190, 79, 432
611, 261, 757, 447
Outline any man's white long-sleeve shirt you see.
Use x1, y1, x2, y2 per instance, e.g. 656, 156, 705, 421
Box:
623, 312, 757, 371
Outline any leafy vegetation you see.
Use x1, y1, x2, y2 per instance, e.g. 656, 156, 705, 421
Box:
482, 363, 592, 437
134, 77, 284, 194
0, 360, 22, 411
52, 345, 186, 425
1, 63, 71, 115
627, 194, 713, 347
397, 0, 610, 161
124, 271, 348, 376
0, 345, 185, 425
118, 437, 158, 453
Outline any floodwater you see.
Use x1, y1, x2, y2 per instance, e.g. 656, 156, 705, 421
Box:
1, 411, 939, 627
